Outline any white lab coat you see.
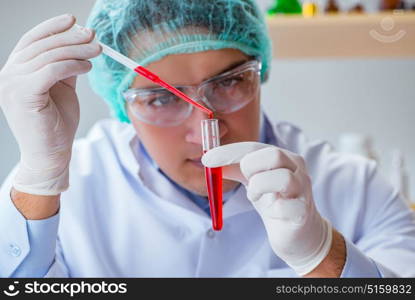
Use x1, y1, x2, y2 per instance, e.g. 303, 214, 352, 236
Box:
1, 116, 414, 277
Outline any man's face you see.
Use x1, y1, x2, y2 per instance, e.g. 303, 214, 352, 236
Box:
128, 49, 261, 196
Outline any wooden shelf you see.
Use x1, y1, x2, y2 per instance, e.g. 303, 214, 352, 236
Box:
266, 12, 415, 59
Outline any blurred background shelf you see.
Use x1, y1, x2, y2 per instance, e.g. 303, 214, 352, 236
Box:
267, 12, 415, 58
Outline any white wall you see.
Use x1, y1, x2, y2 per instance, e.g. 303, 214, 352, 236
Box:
1, 0, 414, 202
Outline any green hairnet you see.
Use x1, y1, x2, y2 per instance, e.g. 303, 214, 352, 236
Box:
87, 0, 272, 123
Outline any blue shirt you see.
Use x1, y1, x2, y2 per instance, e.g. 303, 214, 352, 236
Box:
1, 115, 414, 277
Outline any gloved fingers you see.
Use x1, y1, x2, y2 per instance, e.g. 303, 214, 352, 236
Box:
60, 76, 77, 90
31, 60, 92, 94
247, 168, 302, 202
13, 25, 95, 64
221, 164, 248, 185
51, 78, 81, 127
12, 14, 76, 54
252, 193, 307, 224
201, 142, 269, 168
22, 43, 101, 74
287, 152, 307, 170
240, 146, 298, 180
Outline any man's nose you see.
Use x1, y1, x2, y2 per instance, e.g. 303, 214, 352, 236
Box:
184, 106, 228, 145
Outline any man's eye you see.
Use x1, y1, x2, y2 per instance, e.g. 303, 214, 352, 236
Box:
218, 76, 243, 88
148, 95, 176, 107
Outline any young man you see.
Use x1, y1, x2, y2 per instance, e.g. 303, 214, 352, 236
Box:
0, 0, 414, 277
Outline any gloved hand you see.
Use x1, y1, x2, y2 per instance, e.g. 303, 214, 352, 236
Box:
202, 142, 333, 276
0, 15, 101, 195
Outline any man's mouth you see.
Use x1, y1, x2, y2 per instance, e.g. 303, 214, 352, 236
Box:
187, 156, 204, 168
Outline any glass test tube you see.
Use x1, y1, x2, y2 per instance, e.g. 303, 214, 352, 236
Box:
201, 119, 223, 231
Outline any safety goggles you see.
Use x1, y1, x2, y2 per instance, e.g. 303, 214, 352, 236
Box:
123, 59, 261, 127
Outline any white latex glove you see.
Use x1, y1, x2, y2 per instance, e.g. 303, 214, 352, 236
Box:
202, 142, 332, 276
0, 15, 101, 195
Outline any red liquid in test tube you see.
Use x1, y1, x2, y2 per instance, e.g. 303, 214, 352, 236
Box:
202, 119, 223, 231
